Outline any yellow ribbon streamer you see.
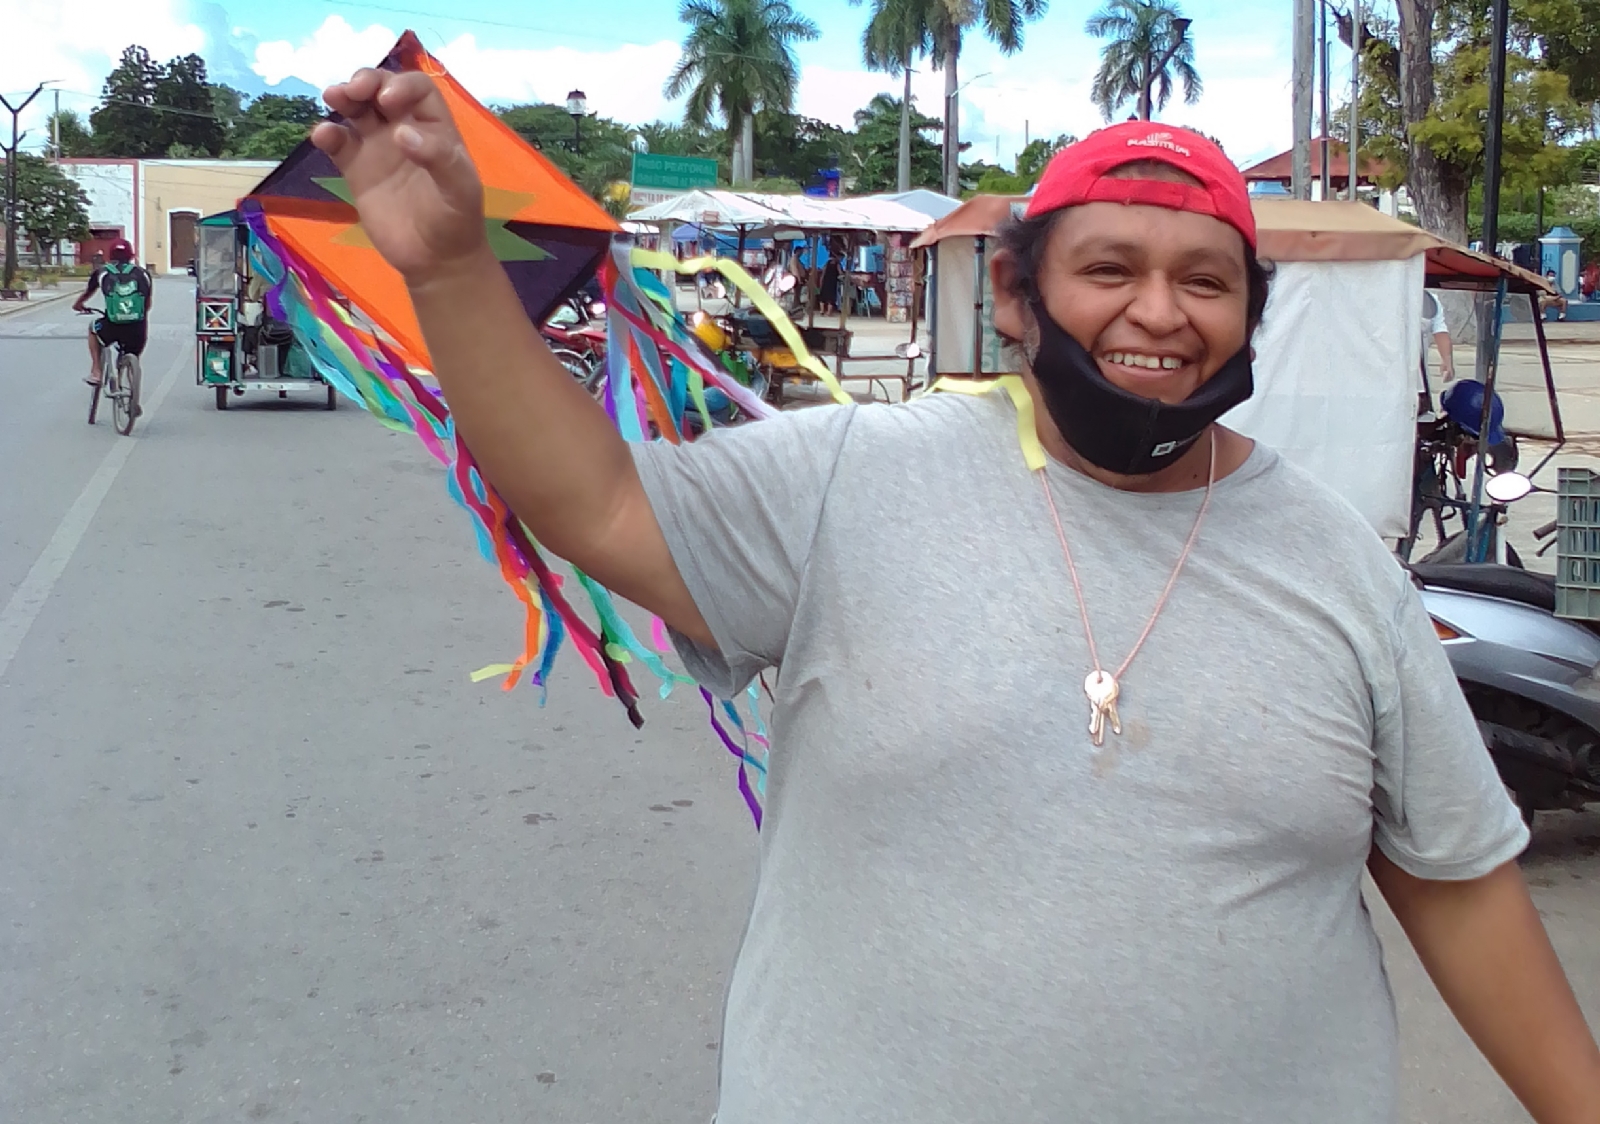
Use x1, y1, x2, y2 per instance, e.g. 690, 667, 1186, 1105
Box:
630, 249, 852, 406
470, 663, 517, 683
930, 375, 1047, 471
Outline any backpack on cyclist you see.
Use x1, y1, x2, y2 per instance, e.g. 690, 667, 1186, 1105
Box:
102, 262, 148, 324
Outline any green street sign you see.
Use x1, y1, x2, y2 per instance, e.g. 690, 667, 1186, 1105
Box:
630, 153, 719, 192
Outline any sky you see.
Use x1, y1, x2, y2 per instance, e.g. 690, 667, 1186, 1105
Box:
5, 0, 1351, 171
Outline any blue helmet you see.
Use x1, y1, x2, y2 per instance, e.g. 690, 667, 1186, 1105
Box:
1440, 379, 1508, 446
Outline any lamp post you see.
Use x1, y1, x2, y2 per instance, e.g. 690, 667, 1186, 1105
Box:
566, 90, 588, 153
943, 72, 989, 197
1139, 18, 1191, 121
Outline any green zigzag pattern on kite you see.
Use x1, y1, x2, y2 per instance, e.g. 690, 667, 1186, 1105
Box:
311, 176, 552, 263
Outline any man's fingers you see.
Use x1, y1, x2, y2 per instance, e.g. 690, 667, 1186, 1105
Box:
310, 120, 357, 165
322, 69, 388, 138
376, 71, 443, 122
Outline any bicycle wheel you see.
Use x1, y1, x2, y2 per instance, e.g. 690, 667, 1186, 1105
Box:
549, 348, 592, 385
113, 353, 140, 435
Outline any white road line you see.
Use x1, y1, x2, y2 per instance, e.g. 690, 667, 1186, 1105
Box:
0, 345, 187, 684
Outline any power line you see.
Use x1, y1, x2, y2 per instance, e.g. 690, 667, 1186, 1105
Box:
319, 0, 672, 48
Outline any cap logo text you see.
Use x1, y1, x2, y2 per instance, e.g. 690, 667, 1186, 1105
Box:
1126, 131, 1191, 158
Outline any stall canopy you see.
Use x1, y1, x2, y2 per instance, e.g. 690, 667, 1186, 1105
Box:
868, 188, 963, 222
915, 196, 1554, 540
629, 189, 932, 235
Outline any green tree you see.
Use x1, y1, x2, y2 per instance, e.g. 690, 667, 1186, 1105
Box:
498, 103, 637, 202
848, 1, 1047, 196
45, 110, 95, 157
850, 92, 942, 192
233, 120, 311, 160
637, 120, 724, 161
154, 53, 226, 156
1518, 0, 1600, 102
753, 111, 851, 185
1016, 133, 1075, 178
852, 0, 935, 193
227, 93, 322, 159
664, 0, 820, 185
1086, 0, 1201, 121
1341, 0, 1588, 241
14, 153, 91, 267
211, 84, 246, 147
90, 45, 163, 156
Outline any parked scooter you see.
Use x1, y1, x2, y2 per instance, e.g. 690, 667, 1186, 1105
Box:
1411, 472, 1600, 822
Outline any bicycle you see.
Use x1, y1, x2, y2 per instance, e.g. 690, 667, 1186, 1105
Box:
80, 307, 143, 436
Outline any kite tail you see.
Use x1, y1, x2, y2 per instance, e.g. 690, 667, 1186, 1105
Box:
239, 212, 673, 726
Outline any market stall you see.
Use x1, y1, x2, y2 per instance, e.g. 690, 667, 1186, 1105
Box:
629, 188, 934, 398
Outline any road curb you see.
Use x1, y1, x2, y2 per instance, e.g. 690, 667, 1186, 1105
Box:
0, 288, 78, 318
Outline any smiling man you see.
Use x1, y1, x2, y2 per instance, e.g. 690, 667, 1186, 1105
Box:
310, 71, 1600, 1122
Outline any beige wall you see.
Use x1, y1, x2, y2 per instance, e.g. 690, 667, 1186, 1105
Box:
140, 161, 277, 274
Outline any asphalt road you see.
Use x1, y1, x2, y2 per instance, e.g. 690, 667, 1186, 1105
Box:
1, 280, 1596, 1123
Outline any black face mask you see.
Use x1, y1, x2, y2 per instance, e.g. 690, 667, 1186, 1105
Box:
1028, 298, 1254, 476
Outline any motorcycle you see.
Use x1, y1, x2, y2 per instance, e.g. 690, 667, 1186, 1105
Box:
1401, 378, 1522, 566
542, 296, 607, 398
1411, 472, 1600, 823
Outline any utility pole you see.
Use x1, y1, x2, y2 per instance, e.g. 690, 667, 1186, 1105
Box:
52, 90, 60, 162
1319, 0, 1331, 201
898, 58, 912, 193
1292, 0, 1314, 198
1349, 0, 1361, 200
1, 83, 45, 292
1480, 0, 1511, 256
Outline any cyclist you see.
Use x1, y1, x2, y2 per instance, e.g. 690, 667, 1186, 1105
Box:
73, 239, 152, 387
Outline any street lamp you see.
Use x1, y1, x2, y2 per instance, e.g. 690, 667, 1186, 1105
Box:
943, 72, 990, 197
566, 90, 588, 153
1140, 18, 1192, 121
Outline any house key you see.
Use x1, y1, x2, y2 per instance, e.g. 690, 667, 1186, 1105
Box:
1084, 670, 1122, 747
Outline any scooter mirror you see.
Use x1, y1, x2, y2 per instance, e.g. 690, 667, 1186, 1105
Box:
1484, 472, 1534, 504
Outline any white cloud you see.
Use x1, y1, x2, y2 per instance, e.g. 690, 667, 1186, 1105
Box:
250, 17, 684, 124
2, 0, 206, 149
11, 4, 1297, 172
252, 15, 402, 90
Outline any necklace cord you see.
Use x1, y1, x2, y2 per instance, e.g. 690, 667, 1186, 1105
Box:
1038, 430, 1218, 681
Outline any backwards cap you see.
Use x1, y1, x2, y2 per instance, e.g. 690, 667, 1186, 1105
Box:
1026, 122, 1256, 250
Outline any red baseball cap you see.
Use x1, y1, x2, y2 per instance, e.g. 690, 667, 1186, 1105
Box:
109, 238, 134, 261
1026, 122, 1256, 250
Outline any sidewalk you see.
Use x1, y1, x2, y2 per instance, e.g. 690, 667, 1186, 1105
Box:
0, 285, 77, 317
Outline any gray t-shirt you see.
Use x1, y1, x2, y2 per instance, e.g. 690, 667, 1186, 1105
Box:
630, 388, 1527, 1124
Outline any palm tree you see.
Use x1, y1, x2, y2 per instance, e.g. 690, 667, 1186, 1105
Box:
665, 0, 820, 186
851, 0, 1048, 198
854, 0, 933, 193
1086, 0, 1200, 122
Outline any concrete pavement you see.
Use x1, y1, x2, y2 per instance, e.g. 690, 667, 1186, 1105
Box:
1, 281, 755, 1123
1, 280, 1596, 1122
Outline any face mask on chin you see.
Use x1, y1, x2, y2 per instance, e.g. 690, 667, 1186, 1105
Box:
1026, 298, 1254, 477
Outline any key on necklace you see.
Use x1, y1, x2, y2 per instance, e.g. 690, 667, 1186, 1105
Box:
1084, 670, 1122, 747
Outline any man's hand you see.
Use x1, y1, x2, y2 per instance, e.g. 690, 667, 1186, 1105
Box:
311, 69, 487, 286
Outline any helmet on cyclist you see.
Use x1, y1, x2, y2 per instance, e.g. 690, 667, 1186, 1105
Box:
1440, 378, 1508, 446
108, 238, 134, 263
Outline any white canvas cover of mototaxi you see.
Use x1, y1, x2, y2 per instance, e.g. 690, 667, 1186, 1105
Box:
1224, 255, 1424, 541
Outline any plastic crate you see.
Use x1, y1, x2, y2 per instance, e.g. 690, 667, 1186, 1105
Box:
1556, 467, 1600, 620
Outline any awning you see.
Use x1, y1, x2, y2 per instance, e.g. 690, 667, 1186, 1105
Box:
912, 195, 1553, 295
628, 189, 932, 235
